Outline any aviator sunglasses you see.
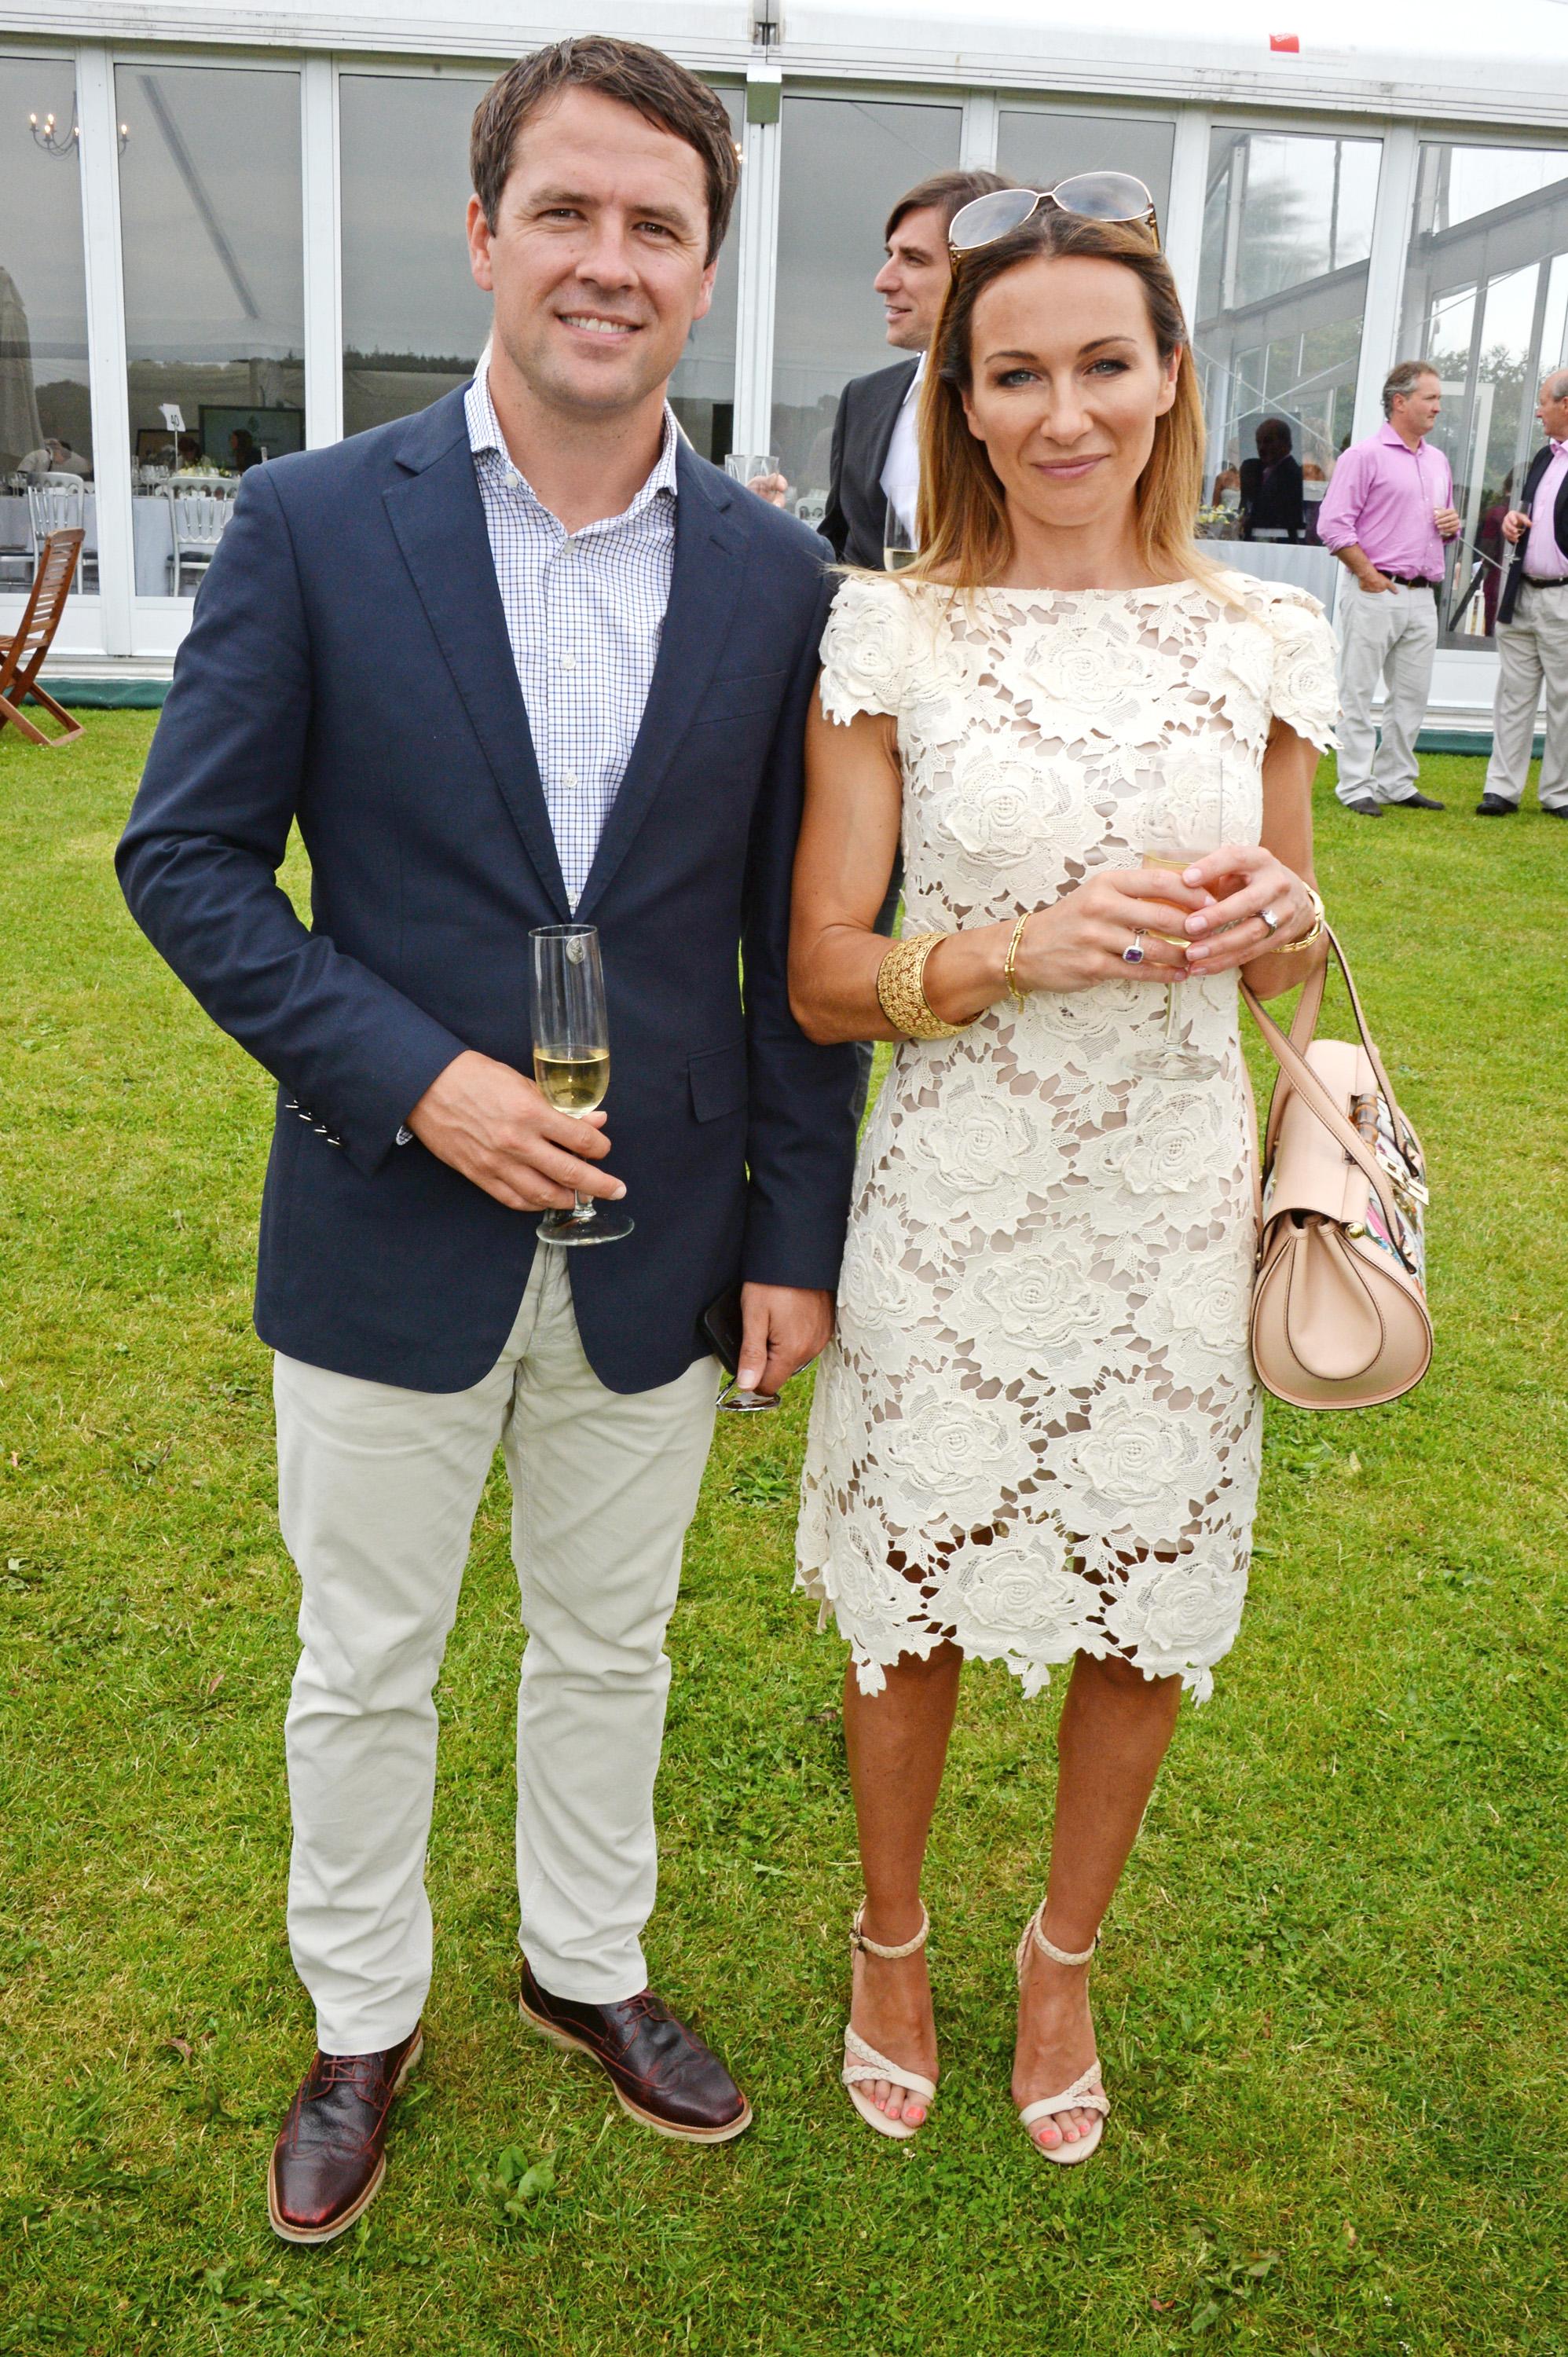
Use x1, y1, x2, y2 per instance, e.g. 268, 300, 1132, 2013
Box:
947, 174, 1160, 262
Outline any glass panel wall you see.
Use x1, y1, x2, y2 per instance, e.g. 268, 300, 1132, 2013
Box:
340, 72, 490, 439
0, 56, 94, 592
1195, 127, 1381, 544
117, 63, 303, 596
341, 78, 740, 461
996, 109, 1174, 218
1399, 141, 1568, 643
668, 88, 742, 464
771, 95, 961, 511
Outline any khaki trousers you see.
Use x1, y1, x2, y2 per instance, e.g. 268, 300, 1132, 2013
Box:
1483, 580, 1568, 811
1334, 579, 1439, 805
274, 1245, 719, 2054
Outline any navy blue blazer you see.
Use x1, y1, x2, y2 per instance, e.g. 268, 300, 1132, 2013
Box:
116, 390, 858, 1394
1497, 439, 1568, 625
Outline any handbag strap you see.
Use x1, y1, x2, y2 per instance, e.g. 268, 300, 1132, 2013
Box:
1260, 922, 1412, 1168
1240, 969, 1415, 1270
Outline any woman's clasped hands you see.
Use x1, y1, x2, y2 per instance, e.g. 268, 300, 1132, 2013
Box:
1005, 845, 1314, 996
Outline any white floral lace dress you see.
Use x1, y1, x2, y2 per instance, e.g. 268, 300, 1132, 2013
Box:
797, 571, 1338, 1701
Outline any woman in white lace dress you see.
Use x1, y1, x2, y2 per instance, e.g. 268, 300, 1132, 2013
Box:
789, 203, 1336, 2158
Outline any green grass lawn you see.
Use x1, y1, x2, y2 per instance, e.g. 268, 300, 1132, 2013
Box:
2, 716, 1565, 2357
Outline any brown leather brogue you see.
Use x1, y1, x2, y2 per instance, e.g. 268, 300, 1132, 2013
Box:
519, 1961, 751, 2143
267, 2025, 423, 2244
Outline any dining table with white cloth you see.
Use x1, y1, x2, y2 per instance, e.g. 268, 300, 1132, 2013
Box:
0, 492, 189, 596
1205, 537, 1340, 615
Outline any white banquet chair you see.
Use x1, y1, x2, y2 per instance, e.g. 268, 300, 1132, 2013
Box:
27, 475, 93, 592
161, 477, 238, 597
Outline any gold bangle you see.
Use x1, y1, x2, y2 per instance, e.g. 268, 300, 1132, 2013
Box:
1273, 885, 1326, 955
876, 932, 970, 1040
1002, 911, 1031, 1006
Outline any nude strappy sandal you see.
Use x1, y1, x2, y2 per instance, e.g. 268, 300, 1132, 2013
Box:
841, 1902, 936, 2141
1013, 1902, 1110, 2165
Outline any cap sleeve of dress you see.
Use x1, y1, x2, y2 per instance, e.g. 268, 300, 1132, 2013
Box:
817, 574, 915, 725
1264, 583, 1339, 752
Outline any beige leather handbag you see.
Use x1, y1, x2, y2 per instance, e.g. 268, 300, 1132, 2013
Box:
1241, 926, 1431, 1410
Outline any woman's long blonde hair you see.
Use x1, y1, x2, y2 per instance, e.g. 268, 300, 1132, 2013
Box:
910, 207, 1229, 600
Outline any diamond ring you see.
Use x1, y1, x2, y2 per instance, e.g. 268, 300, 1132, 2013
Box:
1261, 905, 1280, 933
1122, 930, 1147, 966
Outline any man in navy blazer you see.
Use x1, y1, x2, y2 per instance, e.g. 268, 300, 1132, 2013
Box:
117, 37, 855, 2240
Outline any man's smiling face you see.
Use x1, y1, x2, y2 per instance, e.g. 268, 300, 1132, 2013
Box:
467, 85, 716, 419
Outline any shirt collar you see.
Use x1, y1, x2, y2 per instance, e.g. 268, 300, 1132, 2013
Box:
464, 360, 680, 519
1376, 420, 1427, 453
902, 353, 927, 407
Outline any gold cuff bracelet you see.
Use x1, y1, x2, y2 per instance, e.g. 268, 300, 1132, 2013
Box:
1273, 884, 1327, 955
876, 932, 969, 1040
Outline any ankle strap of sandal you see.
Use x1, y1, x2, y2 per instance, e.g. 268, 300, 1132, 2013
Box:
1029, 1908, 1097, 1968
851, 1901, 929, 1960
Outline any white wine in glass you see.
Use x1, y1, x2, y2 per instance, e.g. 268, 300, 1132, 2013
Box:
529, 924, 633, 1245
532, 1047, 610, 1114
883, 495, 918, 573
1141, 850, 1201, 948
1131, 772, 1226, 1081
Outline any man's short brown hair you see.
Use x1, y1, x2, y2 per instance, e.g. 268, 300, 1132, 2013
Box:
1383, 359, 1439, 418
885, 169, 1017, 245
471, 37, 740, 266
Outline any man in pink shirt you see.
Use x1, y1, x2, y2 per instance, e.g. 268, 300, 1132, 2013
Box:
1317, 361, 1460, 814
1478, 368, 1568, 819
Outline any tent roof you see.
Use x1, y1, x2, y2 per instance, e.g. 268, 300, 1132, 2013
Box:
8, 0, 1568, 126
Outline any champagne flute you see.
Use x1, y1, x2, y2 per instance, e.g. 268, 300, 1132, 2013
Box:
529, 923, 634, 1246
1130, 770, 1226, 1081
883, 495, 918, 573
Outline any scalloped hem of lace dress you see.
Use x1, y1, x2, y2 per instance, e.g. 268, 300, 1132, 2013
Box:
795, 1567, 1222, 1707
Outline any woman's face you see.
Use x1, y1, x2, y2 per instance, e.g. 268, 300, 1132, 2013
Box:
960, 253, 1179, 533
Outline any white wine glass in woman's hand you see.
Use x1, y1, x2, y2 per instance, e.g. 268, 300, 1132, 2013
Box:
529, 924, 634, 1245
1130, 768, 1226, 1081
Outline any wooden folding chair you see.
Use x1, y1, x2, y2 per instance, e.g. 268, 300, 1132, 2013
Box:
0, 529, 86, 747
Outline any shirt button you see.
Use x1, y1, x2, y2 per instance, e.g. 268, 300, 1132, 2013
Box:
562, 771, 579, 790
560, 653, 577, 672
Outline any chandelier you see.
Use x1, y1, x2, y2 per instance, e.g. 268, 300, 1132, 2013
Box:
28, 108, 129, 154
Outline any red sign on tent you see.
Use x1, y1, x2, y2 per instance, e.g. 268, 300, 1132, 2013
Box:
1269, 31, 1301, 50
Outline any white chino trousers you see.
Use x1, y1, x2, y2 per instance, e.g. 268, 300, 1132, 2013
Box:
274, 1244, 719, 2055
1334, 580, 1439, 805
1483, 581, 1568, 811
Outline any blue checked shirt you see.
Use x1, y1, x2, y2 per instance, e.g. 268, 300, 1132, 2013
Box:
464, 366, 679, 908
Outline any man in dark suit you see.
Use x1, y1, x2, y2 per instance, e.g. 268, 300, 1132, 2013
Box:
819, 167, 1013, 1109
1480, 368, 1568, 817
821, 167, 1014, 571
1238, 416, 1306, 542
117, 38, 855, 2242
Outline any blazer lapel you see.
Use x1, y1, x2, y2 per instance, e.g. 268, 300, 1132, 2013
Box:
574, 446, 749, 919
865, 357, 921, 486
383, 397, 570, 917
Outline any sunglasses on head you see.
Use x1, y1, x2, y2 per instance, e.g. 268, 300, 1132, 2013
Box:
947, 175, 1160, 262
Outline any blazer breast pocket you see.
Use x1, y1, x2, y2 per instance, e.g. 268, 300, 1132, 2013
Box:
694, 669, 789, 728
689, 1041, 748, 1123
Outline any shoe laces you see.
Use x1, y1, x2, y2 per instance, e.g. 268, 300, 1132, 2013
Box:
311, 2051, 383, 2097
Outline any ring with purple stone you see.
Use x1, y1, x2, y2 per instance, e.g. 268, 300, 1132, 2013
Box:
1122, 929, 1147, 966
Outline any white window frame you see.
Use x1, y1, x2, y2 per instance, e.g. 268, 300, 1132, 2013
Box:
0, 41, 112, 658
